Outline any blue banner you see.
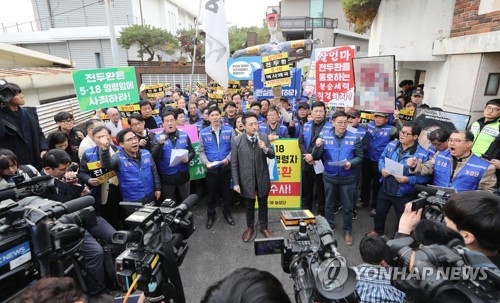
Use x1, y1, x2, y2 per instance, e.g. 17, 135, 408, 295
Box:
228, 56, 262, 80
253, 67, 302, 100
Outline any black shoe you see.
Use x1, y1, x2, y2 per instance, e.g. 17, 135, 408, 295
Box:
224, 214, 235, 226
352, 210, 358, 220
206, 216, 215, 229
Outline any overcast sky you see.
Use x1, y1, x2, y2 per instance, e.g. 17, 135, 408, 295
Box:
0, 0, 280, 32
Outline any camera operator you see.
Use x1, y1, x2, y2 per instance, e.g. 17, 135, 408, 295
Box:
0, 79, 48, 170
0, 148, 40, 190
14, 277, 87, 303
200, 267, 291, 303
408, 130, 497, 192
353, 235, 406, 303
399, 190, 500, 266
99, 128, 161, 204
40, 149, 117, 296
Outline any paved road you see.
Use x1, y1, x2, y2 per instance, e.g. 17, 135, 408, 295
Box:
178, 194, 398, 302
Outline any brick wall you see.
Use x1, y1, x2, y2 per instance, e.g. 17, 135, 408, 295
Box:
450, 0, 500, 37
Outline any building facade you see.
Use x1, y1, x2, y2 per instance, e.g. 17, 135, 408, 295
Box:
279, 0, 370, 54
0, 0, 196, 69
369, 0, 500, 120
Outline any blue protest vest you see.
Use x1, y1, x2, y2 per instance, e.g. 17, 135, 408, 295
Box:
381, 141, 432, 196
322, 130, 358, 176
200, 125, 232, 162
302, 120, 333, 151
156, 130, 190, 175
259, 123, 288, 138
433, 150, 489, 191
367, 122, 394, 161
115, 149, 154, 201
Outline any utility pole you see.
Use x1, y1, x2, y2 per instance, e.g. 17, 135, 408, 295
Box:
104, 0, 120, 67
190, 17, 199, 93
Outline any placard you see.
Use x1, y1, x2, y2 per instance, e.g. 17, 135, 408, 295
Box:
253, 68, 302, 100
266, 139, 301, 209
353, 56, 396, 113
262, 52, 291, 87
413, 108, 471, 150
72, 67, 139, 111
315, 46, 355, 106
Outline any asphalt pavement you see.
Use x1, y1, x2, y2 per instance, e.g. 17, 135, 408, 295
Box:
177, 193, 398, 302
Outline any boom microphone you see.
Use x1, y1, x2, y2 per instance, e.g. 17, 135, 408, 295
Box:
61, 196, 95, 214
174, 194, 198, 216
15, 175, 52, 188
0, 189, 17, 202
315, 215, 340, 257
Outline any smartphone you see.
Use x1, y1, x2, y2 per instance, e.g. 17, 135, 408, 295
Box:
254, 237, 285, 255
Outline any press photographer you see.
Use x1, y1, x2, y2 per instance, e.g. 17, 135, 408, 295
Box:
386, 190, 500, 302
39, 149, 118, 296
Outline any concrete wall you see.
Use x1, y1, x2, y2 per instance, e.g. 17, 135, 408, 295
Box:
369, 0, 455, 61
470, 53, 500, 120
442, 54, 482, 116
280, 0, 310, 17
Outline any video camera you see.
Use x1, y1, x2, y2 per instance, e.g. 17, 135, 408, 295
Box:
255, 216, 358, 303
409, 185, 452, 222
0, 192, 96, 302
386, 220, 500, 302
113, 194, 198, 303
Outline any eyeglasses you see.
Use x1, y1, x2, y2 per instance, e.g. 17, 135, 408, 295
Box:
447, 138, 468, 143
335, 121, 348, 125
485, 106, 500, 112
430, 140, 445, 148
399, 131, 413, 137
130, 122, 143, 127
124, 136, 139, 142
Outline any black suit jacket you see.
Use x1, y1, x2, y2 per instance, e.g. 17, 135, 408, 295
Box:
0, 107, 48, 170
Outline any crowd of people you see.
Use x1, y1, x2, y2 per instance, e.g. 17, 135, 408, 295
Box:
1, 77, 500, 302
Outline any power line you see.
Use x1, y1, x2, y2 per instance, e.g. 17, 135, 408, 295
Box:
3, 0, 102, 30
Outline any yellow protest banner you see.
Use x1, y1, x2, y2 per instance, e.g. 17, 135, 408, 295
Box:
262, 52, 291, 87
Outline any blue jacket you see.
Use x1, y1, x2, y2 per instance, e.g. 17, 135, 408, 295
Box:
156, 130, 190, 175
199, 125, 232, 163
115, 149, 154, 201
379, 140, 432, 197
367, 122, 395, 161
433, 150, 489, 191
319, 130, 362, 176
302, 120, 333, 152
259, 123, 289, 138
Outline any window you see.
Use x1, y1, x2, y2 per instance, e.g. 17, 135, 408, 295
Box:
485, 73, 500, 95
310, 0, 324, 18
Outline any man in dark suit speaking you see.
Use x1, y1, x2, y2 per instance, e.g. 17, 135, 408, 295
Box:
231, 112, 276, 242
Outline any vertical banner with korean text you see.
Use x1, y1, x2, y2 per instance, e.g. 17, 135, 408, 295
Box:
72, 67, 139, 111
315, 45, 355, 106
267, 139, 301, 209
262, 52, 291, 87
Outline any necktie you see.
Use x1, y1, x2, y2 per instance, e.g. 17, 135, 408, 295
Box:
251, 137, 256, 148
